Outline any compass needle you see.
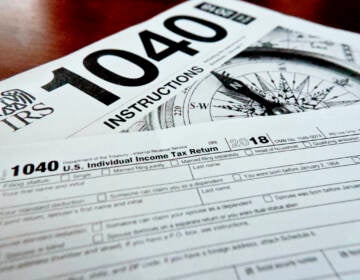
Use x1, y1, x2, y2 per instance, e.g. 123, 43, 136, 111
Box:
211, 70, 301, 115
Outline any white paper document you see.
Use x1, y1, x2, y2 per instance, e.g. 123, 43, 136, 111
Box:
1, 106, 360, 279
131, 25, 360, 132
1, 0, 359, 144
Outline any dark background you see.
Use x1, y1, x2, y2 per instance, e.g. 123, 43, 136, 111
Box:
0, 0, 358, 80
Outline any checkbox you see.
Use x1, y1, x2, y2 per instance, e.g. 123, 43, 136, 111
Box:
263, 194, 273, 203
244, 149, 254, 156
61, 174, 70, 182
93, 234, 103, 244
97, 193, 107, 202
303, 141, 312, 148
92, 222, 103, 233
352, 156, 360, 164
171, 160, 179, 167
102, 168, 110, 176
232, 174, 242, 181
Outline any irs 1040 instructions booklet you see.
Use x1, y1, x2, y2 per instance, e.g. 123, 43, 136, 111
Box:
0, 0, 359, 144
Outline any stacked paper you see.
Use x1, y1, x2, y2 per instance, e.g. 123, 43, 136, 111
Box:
0, 1, 359, 279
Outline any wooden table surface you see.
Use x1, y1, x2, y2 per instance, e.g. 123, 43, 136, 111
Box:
0, 0, 358, 81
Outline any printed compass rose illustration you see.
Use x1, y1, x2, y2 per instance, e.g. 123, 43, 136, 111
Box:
141, 41, 360, 130
211, 70, 345, 116
211, 71, 304, 115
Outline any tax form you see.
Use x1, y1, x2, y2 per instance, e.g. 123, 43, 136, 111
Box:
1, 106, 360, 279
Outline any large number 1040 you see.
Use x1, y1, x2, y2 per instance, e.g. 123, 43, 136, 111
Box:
42, 16, 227, 105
